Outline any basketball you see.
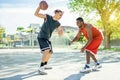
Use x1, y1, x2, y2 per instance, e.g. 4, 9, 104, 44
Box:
39, 0, 48, 10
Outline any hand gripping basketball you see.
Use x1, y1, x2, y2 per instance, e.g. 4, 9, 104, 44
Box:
39, 0, 48, 10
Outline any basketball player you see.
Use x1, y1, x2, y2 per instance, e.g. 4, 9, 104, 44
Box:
69, 17, 103, 73
34, 3, 64, 75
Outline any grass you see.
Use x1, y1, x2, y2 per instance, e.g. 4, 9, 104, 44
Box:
99, 47, 120, 51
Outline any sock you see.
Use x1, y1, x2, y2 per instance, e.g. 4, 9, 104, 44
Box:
96, 62, 100, 65
85, 64, 90, 68
84, 64, 90, 69
44, 62, 47, 65
86, 64, 90, 66
40, 62, 45, 67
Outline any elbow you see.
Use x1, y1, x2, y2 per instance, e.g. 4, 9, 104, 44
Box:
88, 38, 93, 43
34, 12, 38, 17
58, 31, 63, 37
34, 13, 37, 16
58, 30, 63, 37
76, 37, 79, 41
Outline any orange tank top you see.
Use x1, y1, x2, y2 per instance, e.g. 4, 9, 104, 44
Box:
80, 23, 103, 40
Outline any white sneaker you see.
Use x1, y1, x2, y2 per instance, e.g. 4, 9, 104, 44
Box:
80, 65, 91, 73
93, 63, 102, 71
38, 66, 47, 75
44, 65, 52, 70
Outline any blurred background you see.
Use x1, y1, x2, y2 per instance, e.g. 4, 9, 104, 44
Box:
0, 0, 120, 49
0, 0, 120, 80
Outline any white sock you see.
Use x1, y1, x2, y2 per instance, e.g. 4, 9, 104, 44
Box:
96, 62, 100, 65
86, 64, 90, 66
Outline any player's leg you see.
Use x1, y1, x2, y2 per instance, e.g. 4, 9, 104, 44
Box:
43, 41, 53, 69
41, 49, 51, 65
41, 49, 52, 69
37, 38, 52, 75
86, 51, 91, 64
89, 53, 97, 63
90, 53, 102, 69
38, 50, 50, 75
87, 38, 102, 70
80, 51, 91, 73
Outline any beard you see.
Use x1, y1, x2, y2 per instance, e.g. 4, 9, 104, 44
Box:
78, 25, 82, 28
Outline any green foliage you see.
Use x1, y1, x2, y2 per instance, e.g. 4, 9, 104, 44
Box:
99, 47, 120, 51
17, 27, 24, 32
69, 0, 120, 31
0, 26, 5, 43
77, 34, 86, 42
111, 31, 120, 39
25, 28, 33, 33
68, 0, 120, 48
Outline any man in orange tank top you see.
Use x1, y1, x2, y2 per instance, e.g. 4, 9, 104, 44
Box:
69, 17, 103, 73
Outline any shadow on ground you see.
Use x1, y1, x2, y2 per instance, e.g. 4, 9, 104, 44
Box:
64, 73, 85, 80
0, 71, 38, 80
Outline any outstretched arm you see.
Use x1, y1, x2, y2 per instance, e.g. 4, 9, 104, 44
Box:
56, 26, 63, 37
69, 29, 82, 45
34, 6, 46, 19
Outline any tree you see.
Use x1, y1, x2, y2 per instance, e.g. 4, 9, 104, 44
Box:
17, 27, 24, 32
25, 28, 33, 47
69, 0, 120, 48
0, 25, 5, 44
16, 27, 25, 46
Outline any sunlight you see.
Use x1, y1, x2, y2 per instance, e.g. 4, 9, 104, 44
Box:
110, 12, 116, 21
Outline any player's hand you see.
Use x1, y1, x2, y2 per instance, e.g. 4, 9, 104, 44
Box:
81, 47, 85, 52
69, 41, 73, 46
57, 26, 63, 37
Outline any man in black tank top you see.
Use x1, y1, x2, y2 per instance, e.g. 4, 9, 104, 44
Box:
34, 5, 63, 75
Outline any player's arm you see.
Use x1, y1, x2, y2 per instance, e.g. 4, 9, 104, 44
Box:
56, 26, 63, 37
34, 6, 46, 19
69, 29, 82, 45
83, 24, 93, 49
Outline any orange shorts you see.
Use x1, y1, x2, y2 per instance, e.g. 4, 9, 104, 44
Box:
85, 38, 102, 55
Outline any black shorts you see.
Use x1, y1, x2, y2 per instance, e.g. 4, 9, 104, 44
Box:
37, 37, 53, 53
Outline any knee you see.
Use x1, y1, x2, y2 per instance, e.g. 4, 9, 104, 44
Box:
86, 51, 94, 56
44, 49, 51, 54
86, 51, 91, 54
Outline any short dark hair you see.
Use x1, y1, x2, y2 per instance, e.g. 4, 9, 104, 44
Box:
76, 17, 84, 22
54, 9, 63, 14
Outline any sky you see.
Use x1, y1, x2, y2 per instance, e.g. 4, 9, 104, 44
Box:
0, 0, 79, 34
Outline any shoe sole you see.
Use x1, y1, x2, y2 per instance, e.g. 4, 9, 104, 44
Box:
45, 67, 52, 70
38, 70, 47, 75
92, 66, 102, 71
80, 69, 92, 73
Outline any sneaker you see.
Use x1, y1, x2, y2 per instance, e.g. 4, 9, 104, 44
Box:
44, 65, 52, 70
38, 66, 47, 75
93, 63, 102, 70
80, 65, 91, 73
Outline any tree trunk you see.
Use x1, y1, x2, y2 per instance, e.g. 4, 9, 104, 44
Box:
103, 31, 111, 48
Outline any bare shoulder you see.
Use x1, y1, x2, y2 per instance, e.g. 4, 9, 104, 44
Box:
78, 29, 82, 33
85, 23, 92, 29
